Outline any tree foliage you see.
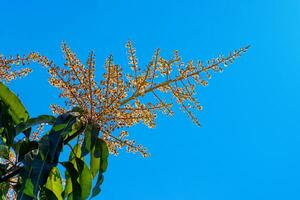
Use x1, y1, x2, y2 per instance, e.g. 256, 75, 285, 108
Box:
0, 41, 249, 199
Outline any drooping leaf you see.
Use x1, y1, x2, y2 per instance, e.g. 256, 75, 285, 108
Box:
39, 112, 83, 164
61, 161, 81, 200
81, 123, 98, 157
15, 115, 56, 135
69, 144, 93, 199
14, 139, 38, 162
100, 139, 109, 172
90, 139, 109, 199
91, 173, 104, 198
0, 82, 29, 125
52, 123, 68, 132
45, 167, 63, 200
17, 112, 84, 199
0, 100, 16, 146
21, 158, 53, 198
23, 179, 35, 197
90, 139, 101, 178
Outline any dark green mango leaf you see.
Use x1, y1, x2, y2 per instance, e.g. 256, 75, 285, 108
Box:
15, 115, 56, 135
17, 112, 84, 199
90, 139, 109, 199
38, 112, 82, 164
0, 100, 17, 146
90, 138, 108, 177
81, 124, 99, 157
53, 123, 68, 132
100, 139, 109, 172
0, 82, 29, 125
63, 119, 83, 140
15, 139, 38, 162
51, 112, 83, 141
0, 163, 8, 176
61, 161, 81, 200
21, 158, 53, 197
69, 144, 92, 199
91, 173, 104, 199
90, 139, 101, 178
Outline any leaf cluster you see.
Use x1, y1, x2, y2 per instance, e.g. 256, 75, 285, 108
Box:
0, 83, 109, 199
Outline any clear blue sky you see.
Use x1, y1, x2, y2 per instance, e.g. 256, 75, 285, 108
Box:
1, 0, 300, 199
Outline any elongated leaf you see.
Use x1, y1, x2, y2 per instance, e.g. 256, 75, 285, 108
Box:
69, 144, 93, 199
14, 139, 38, 162
90, 139, 101, 178
91, 173, 104, 198
61, 161, 81, 200
0, 100, 16, 146
90, 139, 109, 199
0, 82, 29, 125
17, 112, 83, 199
81, 124, 98, 157
15, 115, 56, 134
45, 167, 63, 200
100, 139, 109, 172
23, 179, 34, 197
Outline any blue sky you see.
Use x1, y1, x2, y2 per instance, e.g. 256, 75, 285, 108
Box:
1, 0, 300, 199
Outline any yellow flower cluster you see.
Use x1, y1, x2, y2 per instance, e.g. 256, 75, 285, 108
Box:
0, 54, 33, 82
1, 42, 249, 157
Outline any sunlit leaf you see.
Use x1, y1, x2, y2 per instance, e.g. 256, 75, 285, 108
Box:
69, 144, 93, 199
0, 82, 29, 125
23, 179, 35, 197
45, 167, 63, 200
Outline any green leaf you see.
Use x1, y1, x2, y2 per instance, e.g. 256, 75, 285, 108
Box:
45, 167, 63, 200
0, 182, 9, 198
100, 139, 109, 172
90, 139, 109, 199
23, 179, 35, 197
0, 144, 9, 159
91, 173, 104, 198
90, 138, 108, 178
61, 162, 81, 200
15, 115, 56, 134
0, 82, 29, 125
16, 112, 84, 200
69, 144, 93, 199
80, 161, 92, 199
14, 139, 38, 162
90, 139, 101, 178
40, 187, 59, 200
0, 100, 17, 146
53, 123, 68, 132
51, 113, 82, 140
81, 124, 98, 157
